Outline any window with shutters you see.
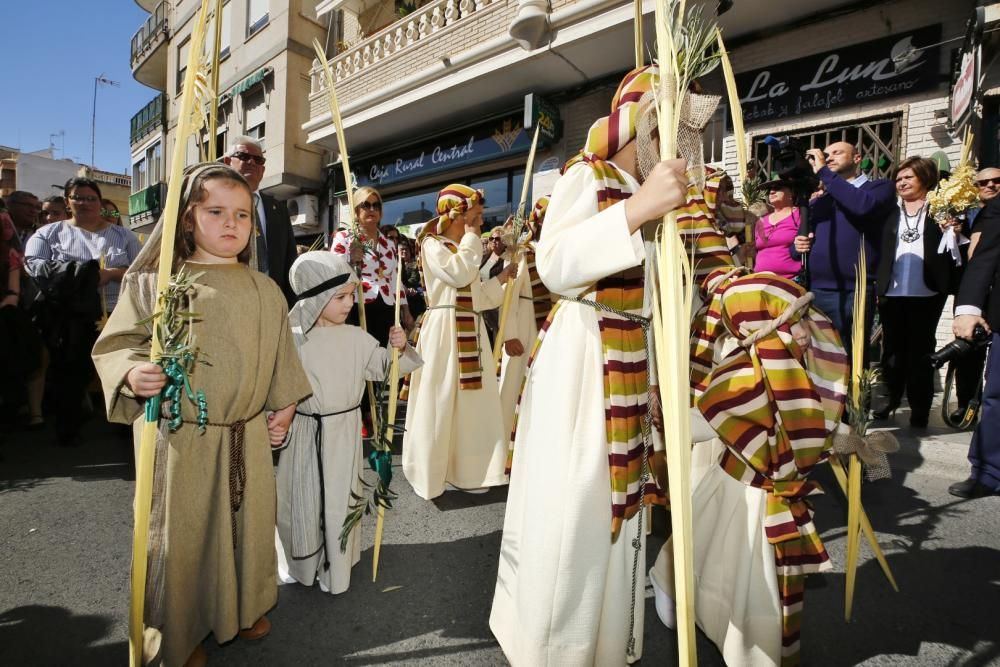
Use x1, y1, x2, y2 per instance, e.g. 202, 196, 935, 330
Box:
243, 89, 266, 151
751, 115, 903, 182
247, 0, 268, 37
208, 1, 232, 59
176, 38, 190, 94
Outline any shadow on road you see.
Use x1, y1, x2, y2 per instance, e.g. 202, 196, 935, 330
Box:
0, 604, 126, 665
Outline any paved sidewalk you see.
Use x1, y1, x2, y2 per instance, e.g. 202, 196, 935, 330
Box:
1, 403, 997, 666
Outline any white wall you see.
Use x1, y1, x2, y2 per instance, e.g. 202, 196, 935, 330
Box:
15, 153, 80, 198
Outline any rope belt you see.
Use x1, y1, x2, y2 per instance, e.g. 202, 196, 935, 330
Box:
181, 409, 263, 550
294, 402, 363, 570
569, 295, 653, 660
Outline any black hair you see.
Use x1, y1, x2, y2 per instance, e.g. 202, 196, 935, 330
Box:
63, 177, 103, 201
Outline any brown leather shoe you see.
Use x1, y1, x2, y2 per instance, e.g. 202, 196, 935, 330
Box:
237, 615, 271, 641
183, 644, 208, 667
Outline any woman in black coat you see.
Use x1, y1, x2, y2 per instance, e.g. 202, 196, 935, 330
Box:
874, 156, 964, 427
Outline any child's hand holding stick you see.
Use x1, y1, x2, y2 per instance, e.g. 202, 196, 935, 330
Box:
388, 325, 407, 351
126, 363, 168, 398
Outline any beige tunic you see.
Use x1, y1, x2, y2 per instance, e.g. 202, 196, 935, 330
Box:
92, 263, 311, 666
402, 232, 508, 499
490, 162, 649, 666
275, 325, 420, 594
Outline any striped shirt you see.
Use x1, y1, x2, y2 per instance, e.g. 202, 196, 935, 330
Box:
24, 221, 141, 311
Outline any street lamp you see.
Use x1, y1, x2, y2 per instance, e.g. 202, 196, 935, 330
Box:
91, 74, 120, 168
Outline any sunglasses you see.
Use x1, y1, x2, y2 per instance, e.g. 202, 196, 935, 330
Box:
69, 195, 100, 203
976, 178, 1000, 187
358, 200, 382, 211
231, 151, 266, 165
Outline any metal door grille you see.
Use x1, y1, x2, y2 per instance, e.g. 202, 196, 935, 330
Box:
752, 115, 903, 181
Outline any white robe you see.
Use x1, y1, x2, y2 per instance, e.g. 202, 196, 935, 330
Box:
275, 325, 421, 594
650, 336, 783, 667
402, 232, 508, 499
490, 162, 650, 666
497, 250, 550, 436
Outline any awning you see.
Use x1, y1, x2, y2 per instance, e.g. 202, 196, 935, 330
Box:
218, 66, 273, 105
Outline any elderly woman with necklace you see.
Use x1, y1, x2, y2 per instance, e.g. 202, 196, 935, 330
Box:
874, 156, 963, 427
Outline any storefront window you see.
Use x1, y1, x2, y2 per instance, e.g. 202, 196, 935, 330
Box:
381, 187, 438, 229
373, 167, 538, 237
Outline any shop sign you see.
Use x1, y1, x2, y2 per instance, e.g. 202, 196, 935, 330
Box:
524, 93, 563, 143
354, 113, 534, 188
950, 8, 985, 131
735, 25, 941, 125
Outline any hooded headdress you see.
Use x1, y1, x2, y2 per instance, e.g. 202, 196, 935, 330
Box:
696, 273, 848, 664
287, 251, 359, 346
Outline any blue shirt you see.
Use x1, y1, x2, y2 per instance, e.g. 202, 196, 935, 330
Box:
806, 167, 896, 290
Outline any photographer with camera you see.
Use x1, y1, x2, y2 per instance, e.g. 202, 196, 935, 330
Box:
949, 193, 1000, 498
793, 142, 896, 358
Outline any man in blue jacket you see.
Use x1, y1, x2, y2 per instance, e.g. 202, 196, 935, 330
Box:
793, 142, 896, 358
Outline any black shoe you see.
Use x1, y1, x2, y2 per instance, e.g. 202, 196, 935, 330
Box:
948, 477, 998, 499
909, 415, 929, 428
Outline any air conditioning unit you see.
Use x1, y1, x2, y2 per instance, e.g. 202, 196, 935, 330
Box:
288, 194, 319, 229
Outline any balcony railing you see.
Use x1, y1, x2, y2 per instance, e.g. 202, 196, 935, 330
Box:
310, 0, 515, 110
130, 94, 166, 145
131, 1, 169, 65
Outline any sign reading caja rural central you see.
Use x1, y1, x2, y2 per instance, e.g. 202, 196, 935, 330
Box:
355, 112, 539, 189
735, 25, 941, 125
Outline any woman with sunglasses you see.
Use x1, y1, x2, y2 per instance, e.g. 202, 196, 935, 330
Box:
329, 186, 415, 343
23, 177, 141, 445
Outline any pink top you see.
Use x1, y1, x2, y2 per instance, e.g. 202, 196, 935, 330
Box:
753, 209, 800, 279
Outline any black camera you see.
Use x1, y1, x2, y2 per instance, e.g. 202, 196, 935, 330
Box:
929, 324, 991, 369
763, 136, 821, 207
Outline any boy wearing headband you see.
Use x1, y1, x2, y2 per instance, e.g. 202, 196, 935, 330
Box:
275, 252, 420, 595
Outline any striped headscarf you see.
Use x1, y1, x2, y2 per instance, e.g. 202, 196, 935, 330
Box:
419, 184, 485, 241
580, 65, 658, 160
696, 273, 848, 666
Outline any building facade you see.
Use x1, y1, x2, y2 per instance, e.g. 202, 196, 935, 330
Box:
127, 0, 328, 233
304, 0, 981, 241
0, 146, 132, 223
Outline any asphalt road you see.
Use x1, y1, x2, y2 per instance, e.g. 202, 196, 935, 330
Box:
1, 402, 998, 666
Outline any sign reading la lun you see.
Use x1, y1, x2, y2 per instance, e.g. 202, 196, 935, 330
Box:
355, 113, 532, 189
735, 25, 942, 125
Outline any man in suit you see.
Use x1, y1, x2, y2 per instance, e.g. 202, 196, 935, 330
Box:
223, 137, 298, 305
793, 142, 896, 359
950, 194, 1000, 498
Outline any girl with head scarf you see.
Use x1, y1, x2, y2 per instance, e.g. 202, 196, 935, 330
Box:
274, 252, 420, 595
489, 64, 690, 666
91, 163, 313, 667
401, 184, 517, 499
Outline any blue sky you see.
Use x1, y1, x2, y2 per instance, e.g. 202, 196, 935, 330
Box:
0, 1, 157, 174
